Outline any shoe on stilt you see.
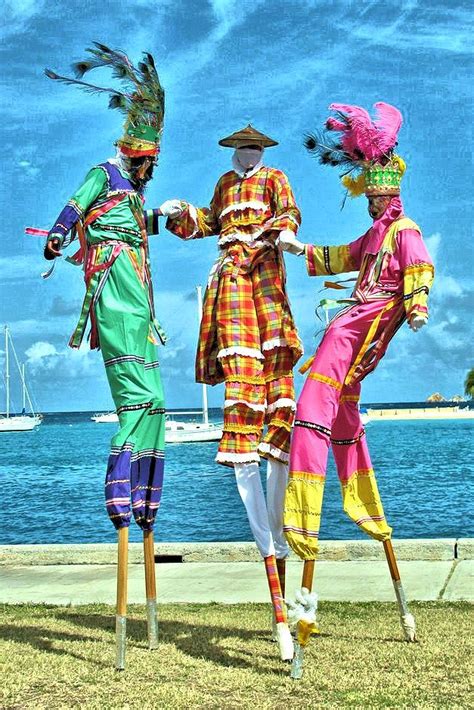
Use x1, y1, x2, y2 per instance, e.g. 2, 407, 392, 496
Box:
275, 622, 294, 661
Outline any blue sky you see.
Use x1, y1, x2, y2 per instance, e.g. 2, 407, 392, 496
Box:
0, 0, 472, 412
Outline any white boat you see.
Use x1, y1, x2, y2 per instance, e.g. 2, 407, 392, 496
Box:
91, 410, 222, 442
91, 287, 223, 443
0, 326, 42, 432
91, 411, 118, 423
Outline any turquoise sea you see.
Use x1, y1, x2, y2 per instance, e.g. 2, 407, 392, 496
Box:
0, 409, 472, 545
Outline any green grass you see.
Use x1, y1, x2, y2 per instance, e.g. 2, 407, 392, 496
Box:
0, 602, 472, 709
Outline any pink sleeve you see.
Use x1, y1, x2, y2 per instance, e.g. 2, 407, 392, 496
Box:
397, 229, 433, 269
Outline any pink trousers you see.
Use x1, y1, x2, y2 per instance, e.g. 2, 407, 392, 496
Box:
284, 303, 393, 556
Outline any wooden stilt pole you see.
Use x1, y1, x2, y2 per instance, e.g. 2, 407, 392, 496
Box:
302, 560, 315, 592
115, 526, 129, 670
383, 540, 416, 642
143, 530, 159, 649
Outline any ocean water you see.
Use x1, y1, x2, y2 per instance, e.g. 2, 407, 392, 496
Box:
0, 409, 472, 545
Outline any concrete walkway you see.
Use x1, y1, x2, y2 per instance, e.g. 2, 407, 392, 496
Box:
1, 539, 472, 605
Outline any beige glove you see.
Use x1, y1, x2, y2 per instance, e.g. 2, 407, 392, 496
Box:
159, 199, 184, 218
409, 315, 427, 332
278, 229, 305, 255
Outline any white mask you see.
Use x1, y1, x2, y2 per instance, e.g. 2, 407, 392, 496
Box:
235, 147, 263, 170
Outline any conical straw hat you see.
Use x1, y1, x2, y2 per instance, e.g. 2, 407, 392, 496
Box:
218, 124, 278, 148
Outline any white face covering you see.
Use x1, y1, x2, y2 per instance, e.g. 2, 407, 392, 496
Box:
235, 147, 263, 170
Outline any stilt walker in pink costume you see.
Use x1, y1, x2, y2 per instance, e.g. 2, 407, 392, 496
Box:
166, 125, 303, 661
279, 103, 435, 677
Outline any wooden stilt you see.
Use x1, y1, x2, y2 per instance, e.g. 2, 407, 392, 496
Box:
143, 530, 159, 649
115, 526, 129, 670
383, 540, 416, 642
302, 560, 315, 592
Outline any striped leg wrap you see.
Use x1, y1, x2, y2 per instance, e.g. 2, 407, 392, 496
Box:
264, 554, 286, 624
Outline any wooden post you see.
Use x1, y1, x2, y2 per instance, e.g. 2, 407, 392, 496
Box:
143, 530, 159, 649
302, 560, 315, 591
115, 526, 129, 670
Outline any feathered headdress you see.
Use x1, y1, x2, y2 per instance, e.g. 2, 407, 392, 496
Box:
304, 102, 406, 198
45, 42, 164, 157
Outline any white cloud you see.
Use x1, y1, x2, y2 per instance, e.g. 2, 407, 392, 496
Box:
25, 339, 100, 378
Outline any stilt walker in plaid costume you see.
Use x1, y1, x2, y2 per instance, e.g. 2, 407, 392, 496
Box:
280, 103, 434, 677
167, 125, 304, 660
42, 43, 182, 669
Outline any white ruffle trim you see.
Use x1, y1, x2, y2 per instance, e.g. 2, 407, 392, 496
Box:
224, 399, 267, 412
257, 442, 289, 463
261, 337, 288, 351
220, 201, 269, 219
215, 451, 260, 464
217, 346, 264, 360
266, 398, 296, 415
218, 230, 265, 246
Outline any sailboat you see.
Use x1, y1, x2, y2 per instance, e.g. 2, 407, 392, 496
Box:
92, 287, 223, 443
0, 326, 42, 432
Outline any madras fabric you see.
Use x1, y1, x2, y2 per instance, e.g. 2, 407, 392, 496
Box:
166, 164, 302, 464
197, 246, 302, 386
96, 251, 166, 531
264, 555, 286, 624
213, 252, 300, 465
167, 166, 301, 243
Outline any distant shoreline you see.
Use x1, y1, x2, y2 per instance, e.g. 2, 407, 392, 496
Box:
14, 401, 474, 416
367, 406, 474, 421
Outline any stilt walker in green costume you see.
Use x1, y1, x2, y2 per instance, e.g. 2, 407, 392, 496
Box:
42, 43, 182, 669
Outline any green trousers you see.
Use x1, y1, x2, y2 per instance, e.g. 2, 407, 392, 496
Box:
94, 249, 166, 530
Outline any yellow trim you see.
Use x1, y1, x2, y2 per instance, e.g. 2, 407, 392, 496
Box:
265, 370, 293, 384
345, 299, 396, 386
225, 375, 265, 385
289, 471, 326, 484
382, 217, 420, 254
308, 371, 343, 390
299, 355, 315, 375
270, 419, 293, 432
223, 424, 262, 434
340, 468, 374, 487
403, 262, 434, 276
340, 394, 360, 403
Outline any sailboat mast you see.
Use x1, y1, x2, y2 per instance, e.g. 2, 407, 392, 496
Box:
196, 286, 209, 426
5, 326, 10, 418
22, 364, 26, 412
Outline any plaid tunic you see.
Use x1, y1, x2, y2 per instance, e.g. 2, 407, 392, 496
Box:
167, 166, 303, 464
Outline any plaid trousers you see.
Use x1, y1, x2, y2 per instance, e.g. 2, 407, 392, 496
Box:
214, 251, 299, 466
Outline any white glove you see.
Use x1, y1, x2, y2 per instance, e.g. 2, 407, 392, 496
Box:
159, 199, 184, 218
278, 229, 305, 256
409, 315, 427, 332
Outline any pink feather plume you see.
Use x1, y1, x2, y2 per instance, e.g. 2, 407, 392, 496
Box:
326, 102, 402, 161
